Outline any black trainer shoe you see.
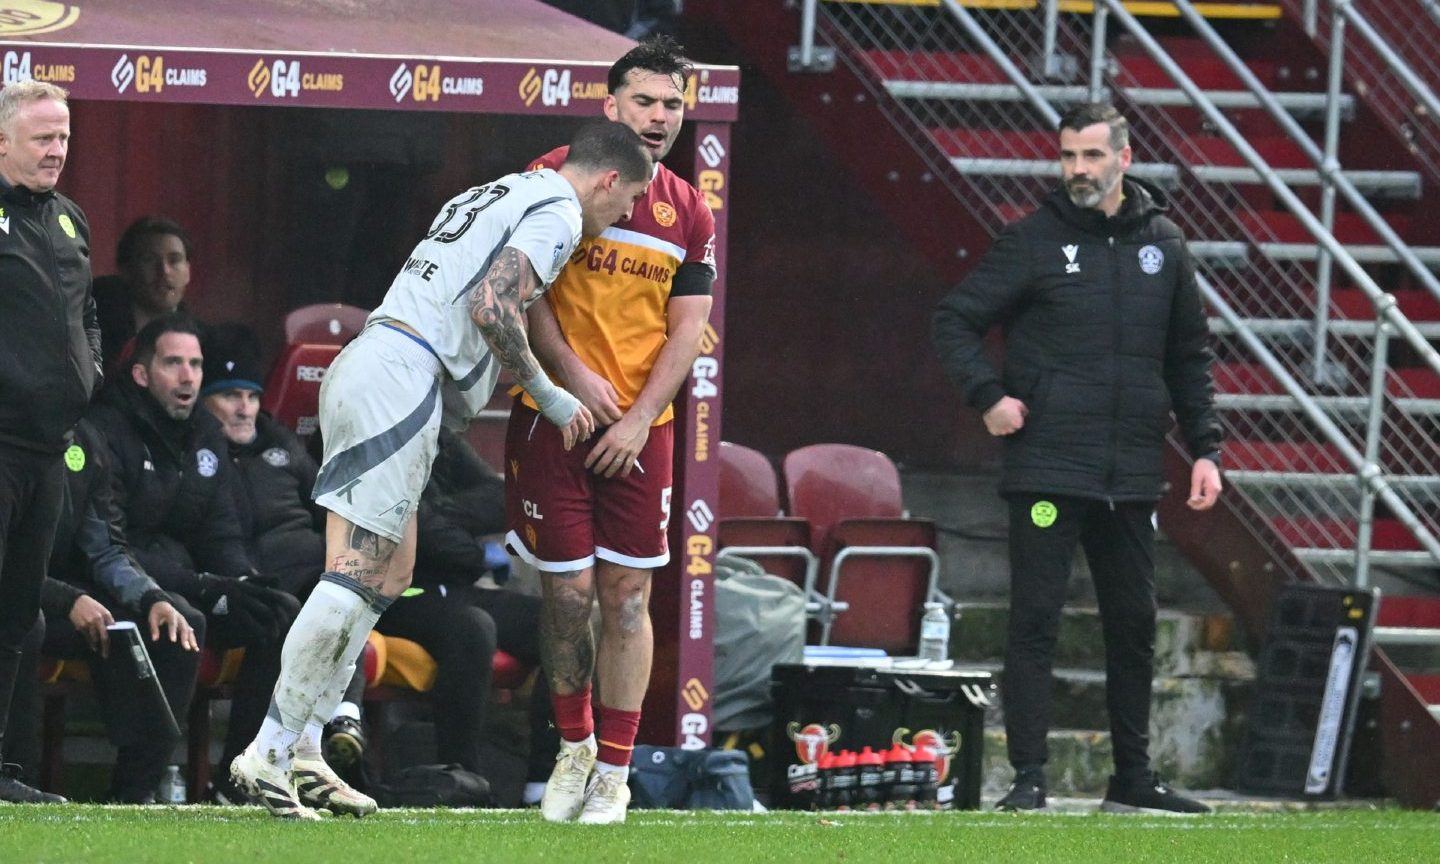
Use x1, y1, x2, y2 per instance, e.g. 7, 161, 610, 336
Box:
0, 763, 66, 804
322, 716, 366, 770
996, 768, 1047, 811
1100, 772, 1211, 814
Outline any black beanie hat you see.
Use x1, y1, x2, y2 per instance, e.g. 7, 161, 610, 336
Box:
201, 324, 265, 396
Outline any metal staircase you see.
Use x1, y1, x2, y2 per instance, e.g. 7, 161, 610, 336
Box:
692, 0, 1440, 806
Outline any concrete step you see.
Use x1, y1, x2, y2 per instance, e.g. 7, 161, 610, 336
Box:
981, 706, 1244, 797
952, 603, 1252, 677
967, 662, 1255, 738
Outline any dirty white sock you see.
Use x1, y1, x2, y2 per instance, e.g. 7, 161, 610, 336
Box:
257, 577, 390, 770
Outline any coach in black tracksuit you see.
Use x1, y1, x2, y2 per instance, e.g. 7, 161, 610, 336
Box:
933, 105, 1222, 814
0, 81, 101, 803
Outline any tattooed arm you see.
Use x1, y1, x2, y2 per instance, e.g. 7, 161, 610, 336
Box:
467, 246, 594, 449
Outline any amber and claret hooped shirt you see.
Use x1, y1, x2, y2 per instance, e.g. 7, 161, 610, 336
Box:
517, 146, 717, 427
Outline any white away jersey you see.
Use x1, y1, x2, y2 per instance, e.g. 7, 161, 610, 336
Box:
368, 168, 581, 420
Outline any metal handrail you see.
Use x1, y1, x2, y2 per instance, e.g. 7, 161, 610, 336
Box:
1336, 0, 1440, 126
1284, 0, 1440, 187
941, 0, 1060, 125
1101, 0, 1440, 384
1201, 283, 1440, 572
1145, 0, 1440, 311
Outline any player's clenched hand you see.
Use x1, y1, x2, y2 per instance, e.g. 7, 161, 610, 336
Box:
560, 403, 596, 451
585, 414, 650, 478
566, 364, 624, 425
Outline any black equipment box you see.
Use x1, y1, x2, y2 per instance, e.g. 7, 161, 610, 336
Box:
1234, 584, 1377, 798
769, 663, 994, 810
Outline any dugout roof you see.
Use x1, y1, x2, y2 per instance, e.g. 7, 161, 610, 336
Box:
0, 0, 740, 120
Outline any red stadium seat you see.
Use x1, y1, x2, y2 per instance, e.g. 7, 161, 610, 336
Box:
261, 343, 342, 439
783, 444, 905, 552
783, 444, 947, 652
283, 303, 369, 346
718, 441, 781, 517
714, 441, 831, 626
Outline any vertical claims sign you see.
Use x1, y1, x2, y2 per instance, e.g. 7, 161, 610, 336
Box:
0, 2, 80, 37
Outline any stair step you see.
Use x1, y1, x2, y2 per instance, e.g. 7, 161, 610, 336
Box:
1294, 548, 1437, 568
1406, 673, 1440, 703
949, 156, 1181, 186
1259, 243, 1440, 267
1331, 289, 1440, 322
1376, 596, 1440, 628
1178, 134, 1409, 193
1188, 240, 1251, 264
1374, 627, 1440, 646
1225, 470, 1440, 494
885, 79, 1355, 120
1239, 210, 1409, 245
1190, 166, 1420, 197
1215, 392, 1440, 417
1388, 368, 1440, 398
1226, 440, 1349, 472
1114, 35, 1281, 89
1208, 316, 1440, 338
1270, 516, 1420, 551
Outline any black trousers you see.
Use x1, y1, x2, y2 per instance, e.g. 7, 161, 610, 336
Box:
469, 587, 556, 783
372, 585, 554, 779
11, 598, 207, 801
0, 446, 65, 759
374, 587, 498, 774
1004, 493, 1157, 781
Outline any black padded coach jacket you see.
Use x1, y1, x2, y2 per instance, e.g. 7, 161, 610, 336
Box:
0, 178, 101, 452
932, 177, 1222, 503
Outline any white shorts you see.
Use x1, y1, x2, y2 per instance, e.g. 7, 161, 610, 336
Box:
312, 324, 445, 544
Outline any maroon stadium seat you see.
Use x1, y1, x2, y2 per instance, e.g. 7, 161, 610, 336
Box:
783, 444, 945, 652
282, 303, 369, 345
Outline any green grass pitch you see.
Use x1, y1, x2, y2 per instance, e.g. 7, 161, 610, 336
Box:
2, 806, 1439, 864
2, 806, 1440, 858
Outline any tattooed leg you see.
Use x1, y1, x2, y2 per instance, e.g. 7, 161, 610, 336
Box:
594, 562, 654, 712
540, 568, 597, 696
251, 515, 417, 769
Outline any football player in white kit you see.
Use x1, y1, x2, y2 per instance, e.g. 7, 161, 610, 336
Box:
230, 120, 652, 819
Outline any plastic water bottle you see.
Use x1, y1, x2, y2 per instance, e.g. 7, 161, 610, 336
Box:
918, 602, 950, 661
160, 765, 186, 804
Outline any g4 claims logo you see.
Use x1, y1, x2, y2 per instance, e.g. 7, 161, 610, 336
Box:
390, 63, 483, 103
111, 54, 206, 94
2, 49, 74, 84
248, 58, 342, 99
518, 67, 602, 108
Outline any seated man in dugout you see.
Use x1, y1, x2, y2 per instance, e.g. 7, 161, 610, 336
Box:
94, 216, 194, 374
374, 427, 555, 804
199, 324, 370, 781
8, 418, 203, 804
85, 313, 301, 801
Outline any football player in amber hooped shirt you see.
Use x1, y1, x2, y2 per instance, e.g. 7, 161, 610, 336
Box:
506, 35, 716, 826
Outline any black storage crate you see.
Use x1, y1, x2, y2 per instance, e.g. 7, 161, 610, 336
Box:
1234, 584, 1377, 798
769, 663, 993, 810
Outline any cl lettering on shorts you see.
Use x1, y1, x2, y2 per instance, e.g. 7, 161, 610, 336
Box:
1031, 500, 1058, 528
